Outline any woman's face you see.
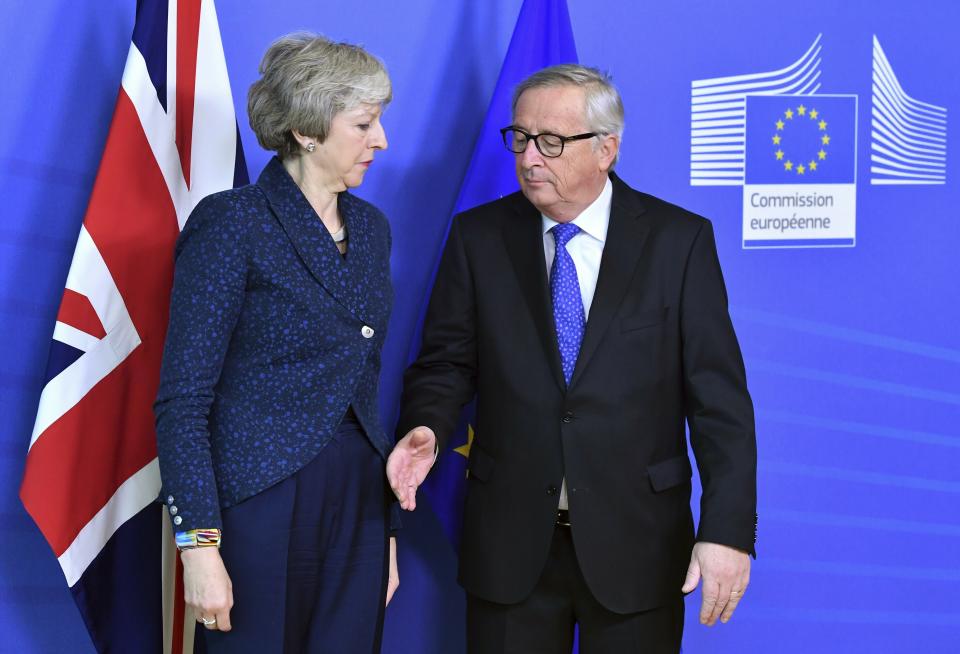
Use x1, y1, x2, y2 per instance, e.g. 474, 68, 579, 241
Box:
311, 103, 387, 191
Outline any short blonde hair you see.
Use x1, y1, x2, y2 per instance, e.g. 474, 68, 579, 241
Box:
248, 32, 392, 159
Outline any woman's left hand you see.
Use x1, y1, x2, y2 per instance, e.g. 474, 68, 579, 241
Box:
386, 537, 399, 606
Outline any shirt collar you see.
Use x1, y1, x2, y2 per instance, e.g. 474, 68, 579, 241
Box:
540, 176, 613, 243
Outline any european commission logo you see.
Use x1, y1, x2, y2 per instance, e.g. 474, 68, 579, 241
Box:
690, 34, 948, 248
870, 36, 947, 185
743, 95, 857, 247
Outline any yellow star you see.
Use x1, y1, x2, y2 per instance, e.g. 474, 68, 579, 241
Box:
821, 134, 831, 145
454, 425, 475, 459
808, 160, 817, 171
797, 164, 806, 175
809, 109, 819, 120
776, 119, 785, 130
818, 119, 827, 130
797, 104, 807, 116
818, 149, 827, 160
772, 134, 782, 145
775, 149, 784, 160
784, 160, 793, 171
785, 108, 794, 119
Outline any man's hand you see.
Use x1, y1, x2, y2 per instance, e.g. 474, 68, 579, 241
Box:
386, 426, 437, 510
386, 536, 399, 606
681, 541, 751, 626
181, 547, 233, 631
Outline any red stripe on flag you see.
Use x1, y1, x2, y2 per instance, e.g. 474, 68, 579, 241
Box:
57, 288, 107, 338
176, 0, 202, 188
21, 346, 162, 554
20, 90, 178, 555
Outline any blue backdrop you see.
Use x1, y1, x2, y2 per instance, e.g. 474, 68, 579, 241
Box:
1, 1, 957, 652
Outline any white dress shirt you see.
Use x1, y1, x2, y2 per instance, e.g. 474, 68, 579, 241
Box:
540, 177, 613, 510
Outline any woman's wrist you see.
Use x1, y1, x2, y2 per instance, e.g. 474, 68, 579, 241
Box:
175, 528, 222, 550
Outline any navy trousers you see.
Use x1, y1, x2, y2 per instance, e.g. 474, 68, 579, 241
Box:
202, 412, 390, 653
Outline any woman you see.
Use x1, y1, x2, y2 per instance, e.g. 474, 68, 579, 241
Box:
155, 33, 397, 652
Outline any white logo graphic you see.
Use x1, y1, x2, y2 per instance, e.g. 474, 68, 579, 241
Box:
690, 35, 823, 186
870, 36, 947, 185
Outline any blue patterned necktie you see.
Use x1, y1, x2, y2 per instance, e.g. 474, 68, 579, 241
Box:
550, 223, 586, 385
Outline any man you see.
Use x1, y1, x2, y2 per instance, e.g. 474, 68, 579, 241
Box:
388, 64, 756, 653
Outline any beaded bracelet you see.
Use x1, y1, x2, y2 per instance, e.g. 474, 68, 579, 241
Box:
175, 528, 222, 550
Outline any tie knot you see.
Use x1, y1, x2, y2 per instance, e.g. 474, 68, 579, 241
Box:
551, 223, 581, 248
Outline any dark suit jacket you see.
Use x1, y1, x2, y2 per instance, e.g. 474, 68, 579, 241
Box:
398, 173, 756, 614
155, 157, 393, 533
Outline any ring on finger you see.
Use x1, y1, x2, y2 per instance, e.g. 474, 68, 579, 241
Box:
200, 616, 216, 625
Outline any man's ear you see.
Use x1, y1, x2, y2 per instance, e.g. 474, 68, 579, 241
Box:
597, 133, 619, 172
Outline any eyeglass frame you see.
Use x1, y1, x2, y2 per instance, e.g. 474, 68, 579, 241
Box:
499, 126, 598, 158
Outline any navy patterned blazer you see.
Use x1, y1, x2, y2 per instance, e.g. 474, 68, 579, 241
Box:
155, 157, 393, 533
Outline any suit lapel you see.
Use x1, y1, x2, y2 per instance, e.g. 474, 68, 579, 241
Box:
338, 191, 381, 322
257, 157, 363, 319
502, 195, 566, 391
569, 174, 650, 388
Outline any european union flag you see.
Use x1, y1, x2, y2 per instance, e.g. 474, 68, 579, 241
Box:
419, 0, 579, 547
384, 4, 579, 652
744, 94, 857, 184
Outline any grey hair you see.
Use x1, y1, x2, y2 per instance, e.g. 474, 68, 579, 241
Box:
247, 32, 392, 160
512, 64, 624, 165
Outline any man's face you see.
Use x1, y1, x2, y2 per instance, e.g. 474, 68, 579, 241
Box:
512, 85, 616, 222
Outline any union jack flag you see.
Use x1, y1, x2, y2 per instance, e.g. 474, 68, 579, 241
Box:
19, 1, 246, 651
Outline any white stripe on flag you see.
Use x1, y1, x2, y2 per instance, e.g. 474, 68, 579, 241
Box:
184, 0, 239, 226
58, 458, 161, 586
52, 321, 102, 354
121, 43, 189, 222
30, 226, 141, 450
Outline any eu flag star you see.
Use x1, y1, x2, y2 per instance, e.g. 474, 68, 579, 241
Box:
453, 425, 475, 478
772, 134, 782, 145
454, 425, 475, 459
796, 163, 805, 175
785, 108, 794, 119
797, 104, 807, 116
808, 160, 817, 171
818, 119, 827, 130
821, 134, 831, 145
818, 149, 827, 160
775, 149, 784, 160
809, 108, 819, 120
784, 160, 794, 171
776, 119, 785, 130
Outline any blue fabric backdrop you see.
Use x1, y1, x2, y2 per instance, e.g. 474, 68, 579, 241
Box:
1, 1, 957, 652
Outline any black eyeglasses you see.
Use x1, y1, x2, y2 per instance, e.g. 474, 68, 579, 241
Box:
500, 126, 597, 158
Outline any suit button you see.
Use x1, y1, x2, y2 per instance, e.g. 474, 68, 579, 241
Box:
546, 486, 558, 496
166, 495, 174, 505
169, 506, 178, 516
561, 412, 573, 423
173, 516, 182, 526
361, 325, 375, 338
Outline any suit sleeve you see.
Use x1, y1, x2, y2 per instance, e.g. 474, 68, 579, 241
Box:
397, 215, 478, 453
154, 197, 247, 532
680, 220, 758, 556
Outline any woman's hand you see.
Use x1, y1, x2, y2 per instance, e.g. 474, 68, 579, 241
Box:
386, 536, 399, 606
180, 547, 233, 631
